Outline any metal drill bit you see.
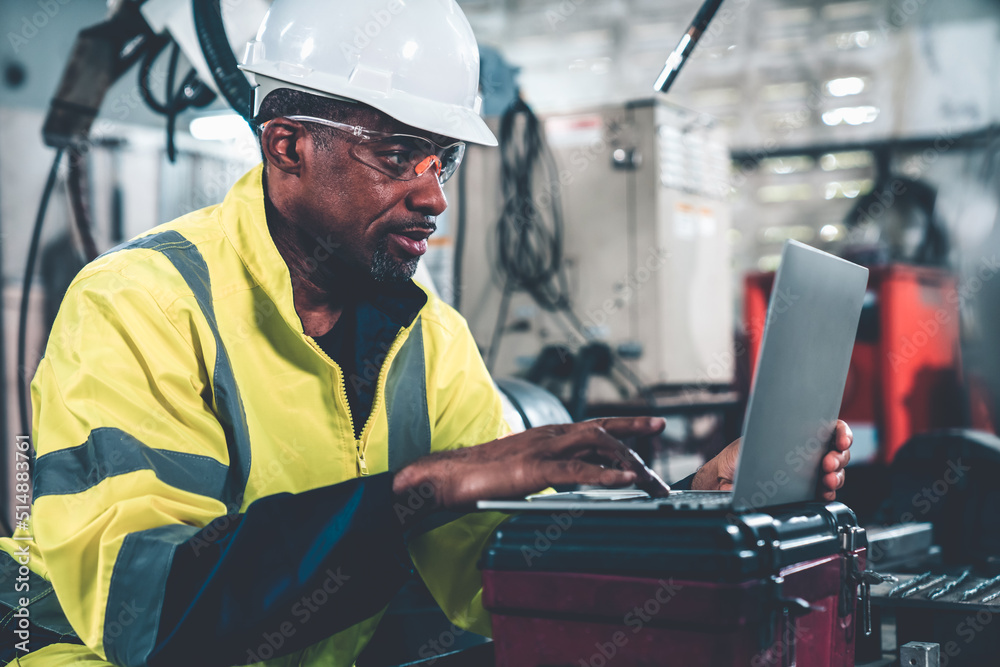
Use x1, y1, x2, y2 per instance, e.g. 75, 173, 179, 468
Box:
902, 573, 950, 598
959, 574, 1000, 601
928, 569, 973, 600
983, 588, 1000, 604
888, 571, 934, 597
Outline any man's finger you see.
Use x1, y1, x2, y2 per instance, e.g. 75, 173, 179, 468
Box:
543, 459, 638, 488
556, 422, 624, 453
822, 470, 845, 492
556, 424, 650, 469
822, 449, 850, 473
554, 423, 671, 496
833, 421, 853, 451
585, 417, 666, 439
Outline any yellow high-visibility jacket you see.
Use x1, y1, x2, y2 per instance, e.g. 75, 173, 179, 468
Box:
0, 164, 509, 666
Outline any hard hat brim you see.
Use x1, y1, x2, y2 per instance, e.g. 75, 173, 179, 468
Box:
241, 66, 498, 147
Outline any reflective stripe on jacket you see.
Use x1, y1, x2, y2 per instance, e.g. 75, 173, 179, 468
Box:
0, 163, 509, 666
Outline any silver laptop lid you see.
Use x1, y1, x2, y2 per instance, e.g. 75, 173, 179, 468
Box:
731, 240, 868, 510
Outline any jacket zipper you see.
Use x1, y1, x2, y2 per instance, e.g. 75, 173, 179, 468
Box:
332, 375, 366, 475
354, 327, 407, 476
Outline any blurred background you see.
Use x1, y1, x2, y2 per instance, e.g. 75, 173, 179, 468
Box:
4, 0, 1000, 510
3, 0, 999, 504
2, 2, 1000, 661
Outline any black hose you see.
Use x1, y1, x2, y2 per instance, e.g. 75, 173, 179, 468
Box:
67, 148, 99, 261
140, 34, 217, 162
165, 42, 181, 163
139, 34, 173, 115
192, 0, 253, 120
485, 286, 512, 374
18, 149, 65, 441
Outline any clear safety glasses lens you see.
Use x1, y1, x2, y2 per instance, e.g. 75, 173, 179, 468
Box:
262, 116, 466, 184
350, 135, 465, 184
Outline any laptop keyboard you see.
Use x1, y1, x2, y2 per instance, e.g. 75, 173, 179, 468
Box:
654, 491, 734, 510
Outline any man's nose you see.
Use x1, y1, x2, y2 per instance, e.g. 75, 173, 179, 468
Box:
406, 169, 448, 216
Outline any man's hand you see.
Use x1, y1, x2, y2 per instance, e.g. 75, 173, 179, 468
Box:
392, 417, 668, 512
692, 420, 853, 501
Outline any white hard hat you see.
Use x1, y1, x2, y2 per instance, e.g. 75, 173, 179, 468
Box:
239, 0, 497, 147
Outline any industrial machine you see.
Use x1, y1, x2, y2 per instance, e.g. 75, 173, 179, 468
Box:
744, 264, 965, 465
455, 98, 735, 403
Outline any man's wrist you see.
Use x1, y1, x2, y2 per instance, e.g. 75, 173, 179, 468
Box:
691, 460, 718, 491
391, 463, 443, 529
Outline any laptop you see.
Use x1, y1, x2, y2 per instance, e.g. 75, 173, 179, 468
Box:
478, 240, 869, 514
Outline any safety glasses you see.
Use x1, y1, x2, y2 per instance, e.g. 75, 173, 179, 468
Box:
262, 115, 466, 184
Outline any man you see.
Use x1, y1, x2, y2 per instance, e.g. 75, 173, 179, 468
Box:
0, 1, 851, 665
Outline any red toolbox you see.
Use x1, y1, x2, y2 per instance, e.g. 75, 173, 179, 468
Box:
481, 502, 867, 667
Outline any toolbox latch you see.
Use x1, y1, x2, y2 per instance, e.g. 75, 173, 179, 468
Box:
762, 576, 826, 665
843, 550, 897, 636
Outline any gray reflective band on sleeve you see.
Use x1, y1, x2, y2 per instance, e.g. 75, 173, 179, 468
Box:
88, 231, 253, 665
103, 524, 200, 666
33, 427, 229, 500
0, 551, 78, 638
385, 317, 431, 473
103, 231, 252, 511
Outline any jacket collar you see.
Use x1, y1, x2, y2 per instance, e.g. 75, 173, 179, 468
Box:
219, 164, 426, 334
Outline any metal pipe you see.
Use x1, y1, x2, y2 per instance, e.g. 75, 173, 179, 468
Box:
653, 0, 726, 94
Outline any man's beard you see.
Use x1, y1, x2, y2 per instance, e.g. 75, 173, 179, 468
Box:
370, 234, 420, 283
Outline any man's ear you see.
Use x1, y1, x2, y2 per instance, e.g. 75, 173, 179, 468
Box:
261, 118, 306, 175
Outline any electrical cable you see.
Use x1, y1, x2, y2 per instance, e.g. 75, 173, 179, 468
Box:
165, 42, 181, 163
136, 36, 216, 161
485, 285, 512, 372
486, 96, 647, 399
487, 95, 568, 372
66, 149, 99, 262
139, 34, 173, 115
18, 149, 65, 443
492, 96, 570, 313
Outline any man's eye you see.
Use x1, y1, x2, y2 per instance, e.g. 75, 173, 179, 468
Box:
381, 152, 408, 166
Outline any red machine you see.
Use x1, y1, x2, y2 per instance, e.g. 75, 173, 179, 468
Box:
744, 264, 965, 464
482, 503, 866, 667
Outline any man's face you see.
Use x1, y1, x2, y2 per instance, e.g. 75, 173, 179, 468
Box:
290, 109, 452, 283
